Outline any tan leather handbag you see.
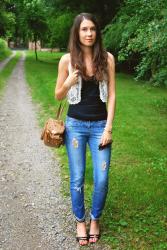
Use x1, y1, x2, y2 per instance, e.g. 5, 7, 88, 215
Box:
41, 103, 66, 148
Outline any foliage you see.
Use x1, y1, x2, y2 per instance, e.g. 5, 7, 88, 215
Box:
24, 0, 48, 59
9, 0, 49, 59
102, 20, 124, 54
45, 0, 123, 28
1, 0, 49, 51
0, 0, 15, 38
103, 0, 167, 87
23, 0, 48, 42
47, 12, 75, 49
1, 0, 123, 49
0, 38, 11, 61
2, 0, 166, 87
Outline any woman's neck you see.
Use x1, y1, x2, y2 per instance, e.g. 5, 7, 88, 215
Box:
81, 45, 93, 59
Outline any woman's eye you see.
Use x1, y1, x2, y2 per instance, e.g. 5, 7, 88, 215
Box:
81, 27, 96, 32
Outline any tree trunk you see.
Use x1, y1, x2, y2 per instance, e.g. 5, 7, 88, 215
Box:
34, 39, 38, 61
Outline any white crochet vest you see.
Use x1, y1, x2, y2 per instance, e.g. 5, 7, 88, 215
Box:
66, 63, 108, 104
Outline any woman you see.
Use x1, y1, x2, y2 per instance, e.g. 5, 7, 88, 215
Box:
55, 13, 116, 246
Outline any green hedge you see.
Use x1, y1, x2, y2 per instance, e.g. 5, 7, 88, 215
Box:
0, 38, 11, 61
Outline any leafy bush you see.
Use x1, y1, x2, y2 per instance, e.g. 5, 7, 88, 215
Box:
0, 38, 11, 61
103, 0, 167, 87
102, 20, 124, 54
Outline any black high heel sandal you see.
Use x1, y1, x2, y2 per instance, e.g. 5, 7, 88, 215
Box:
88, 234, 101, 244
76, 220, 88, 246
89, 219, 101, 244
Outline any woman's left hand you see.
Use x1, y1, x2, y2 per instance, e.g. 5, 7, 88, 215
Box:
100, 129, 112, 146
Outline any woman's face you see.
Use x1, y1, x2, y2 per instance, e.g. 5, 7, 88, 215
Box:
79, 19, 96, 47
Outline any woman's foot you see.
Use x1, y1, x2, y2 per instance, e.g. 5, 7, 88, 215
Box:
89, 219, 101, 244
76, 221, 88, 246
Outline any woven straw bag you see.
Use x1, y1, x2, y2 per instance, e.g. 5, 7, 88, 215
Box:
41, 103, 65, 148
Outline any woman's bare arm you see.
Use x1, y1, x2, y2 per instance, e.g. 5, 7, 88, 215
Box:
100, 52, 116, 146
105, 52, 116, 131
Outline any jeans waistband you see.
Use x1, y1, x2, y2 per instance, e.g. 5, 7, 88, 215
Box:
66, 115, 106, 126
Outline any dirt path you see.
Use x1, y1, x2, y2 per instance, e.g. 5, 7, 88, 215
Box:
0, 51, 16, 72
0, 53, 111, 250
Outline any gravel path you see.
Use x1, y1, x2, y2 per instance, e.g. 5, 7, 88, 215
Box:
0, 53, 111, 250
0, 51, 16, 72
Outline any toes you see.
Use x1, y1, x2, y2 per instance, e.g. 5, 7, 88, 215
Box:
83, 241, 88, 245
89, 235, 100, 244
80, 240, 88, 246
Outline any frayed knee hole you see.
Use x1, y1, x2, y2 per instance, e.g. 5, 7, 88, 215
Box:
101, 161, 107, 171
72, 138, 79, 148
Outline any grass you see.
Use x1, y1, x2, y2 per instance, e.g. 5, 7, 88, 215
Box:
0, 52, 21, 94
25, 51, 167, 250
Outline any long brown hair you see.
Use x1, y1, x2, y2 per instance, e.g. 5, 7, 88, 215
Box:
68, 13, 108, 81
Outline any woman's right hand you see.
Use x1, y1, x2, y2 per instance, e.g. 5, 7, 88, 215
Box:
55, 54, 80, 100
64, 69, 80, 88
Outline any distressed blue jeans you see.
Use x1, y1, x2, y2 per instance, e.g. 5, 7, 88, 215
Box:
65, 116, 112, 222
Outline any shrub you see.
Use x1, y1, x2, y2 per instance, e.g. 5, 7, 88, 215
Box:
103, 0, 167, 87
0, 38, 11, 61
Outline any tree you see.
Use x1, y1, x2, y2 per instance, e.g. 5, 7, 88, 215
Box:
103, 0, 167, 86
45, 0, 123, 28
7, 0, 48, 59
0, 0, 15, 39
47, 12, 75, 50
23, 0, 48, 60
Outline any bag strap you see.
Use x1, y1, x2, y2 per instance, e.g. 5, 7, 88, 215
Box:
56, 101, 66, 119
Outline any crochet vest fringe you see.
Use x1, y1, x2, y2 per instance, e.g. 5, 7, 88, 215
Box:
67, 63, 108, 104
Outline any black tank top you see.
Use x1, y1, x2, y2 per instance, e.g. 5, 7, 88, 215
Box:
67, 76, 107, 121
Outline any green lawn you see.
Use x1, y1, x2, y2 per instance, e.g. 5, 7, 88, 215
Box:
25, 51, 167, 250
0, 52, 21, 94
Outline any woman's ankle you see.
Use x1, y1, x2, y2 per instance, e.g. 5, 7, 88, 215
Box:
89, 219, 100, 233
89, 220, 100, 243
77, 221, 87, 235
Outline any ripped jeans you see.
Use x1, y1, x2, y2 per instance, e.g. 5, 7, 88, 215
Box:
65, 116, 112, 222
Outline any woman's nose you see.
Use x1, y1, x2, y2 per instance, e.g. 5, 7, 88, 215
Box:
87, 29, 92, 36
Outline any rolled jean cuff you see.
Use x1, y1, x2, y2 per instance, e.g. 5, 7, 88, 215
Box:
74, 214, 86, 222
90, 213, 100, 221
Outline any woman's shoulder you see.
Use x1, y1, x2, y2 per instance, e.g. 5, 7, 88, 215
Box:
59, 53, 70, 64
59, 53, 70, 72
106, 52, 115, 69
107, 52, 115, 63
